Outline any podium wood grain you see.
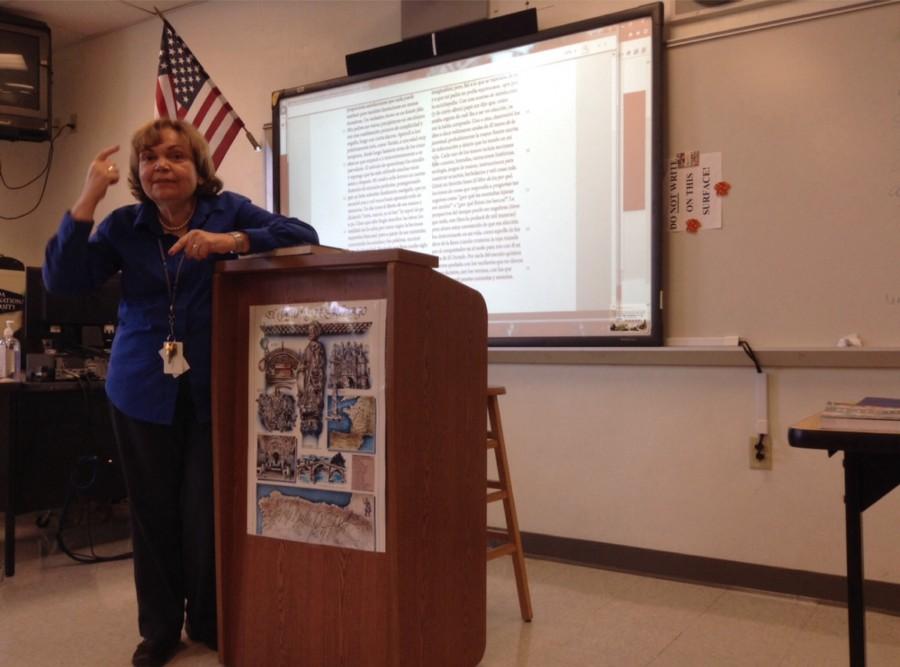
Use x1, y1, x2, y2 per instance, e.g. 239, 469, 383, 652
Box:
212, 250, 487, 666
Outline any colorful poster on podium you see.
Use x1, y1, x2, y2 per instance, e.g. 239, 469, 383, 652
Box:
246, 299, 386, 552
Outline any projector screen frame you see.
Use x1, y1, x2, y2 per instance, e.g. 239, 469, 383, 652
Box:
272, 2, 664, 348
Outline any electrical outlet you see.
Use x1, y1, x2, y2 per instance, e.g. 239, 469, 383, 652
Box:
749, 435, 772, 470
53, 114, 78, 132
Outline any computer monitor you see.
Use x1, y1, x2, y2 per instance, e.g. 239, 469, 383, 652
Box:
23, 267, 120, 357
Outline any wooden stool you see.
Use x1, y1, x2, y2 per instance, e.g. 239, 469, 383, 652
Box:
486, 386, 533, 622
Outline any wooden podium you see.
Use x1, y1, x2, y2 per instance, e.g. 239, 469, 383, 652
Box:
211, 249, 487, 667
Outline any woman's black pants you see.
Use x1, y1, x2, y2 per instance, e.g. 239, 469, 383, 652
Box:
109, 379, 217, 647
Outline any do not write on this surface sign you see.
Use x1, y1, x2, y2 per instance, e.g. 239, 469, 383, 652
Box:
668, 151, 722, 232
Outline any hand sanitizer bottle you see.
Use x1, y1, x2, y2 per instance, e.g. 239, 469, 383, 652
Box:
0, 330, 7, 378
2, 320, 19, 378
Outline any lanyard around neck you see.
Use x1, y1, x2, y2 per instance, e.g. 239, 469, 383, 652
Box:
157, 239, 186, 342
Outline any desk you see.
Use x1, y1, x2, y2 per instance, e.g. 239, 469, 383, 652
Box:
788, 414, 900, 667
1, 378, 123, 577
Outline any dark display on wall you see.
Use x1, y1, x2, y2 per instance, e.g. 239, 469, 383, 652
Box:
274, 3, 663, 346
0, 12, 51, 142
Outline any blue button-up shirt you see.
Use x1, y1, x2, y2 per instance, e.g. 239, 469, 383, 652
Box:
43, 191, 318, 424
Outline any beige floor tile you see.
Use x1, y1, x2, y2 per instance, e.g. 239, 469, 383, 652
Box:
778, 602, 900, 667
4, 526, 900, 667
649, 589, 816, 665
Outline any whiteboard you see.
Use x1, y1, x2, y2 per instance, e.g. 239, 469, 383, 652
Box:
493, 0, 900, 347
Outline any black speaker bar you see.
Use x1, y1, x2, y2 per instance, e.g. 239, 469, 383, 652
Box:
346, 33, 434, 78
346, 8, 538, 77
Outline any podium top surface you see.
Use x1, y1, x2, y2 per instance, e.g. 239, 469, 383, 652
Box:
216, 247, 438, 274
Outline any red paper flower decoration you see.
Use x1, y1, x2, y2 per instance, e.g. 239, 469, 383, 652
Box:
686, 218, 701, 233
714, 181, 731, 196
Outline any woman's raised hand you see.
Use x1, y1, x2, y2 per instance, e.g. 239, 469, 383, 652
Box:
70, 145, 121, 222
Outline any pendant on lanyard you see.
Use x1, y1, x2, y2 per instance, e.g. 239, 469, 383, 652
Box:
157, 240, 191, 377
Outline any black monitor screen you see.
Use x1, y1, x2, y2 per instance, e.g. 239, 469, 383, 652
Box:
24, 267, 120, 355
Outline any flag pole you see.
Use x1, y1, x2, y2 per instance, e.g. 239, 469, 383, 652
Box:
152, 6, 261, 156
243, 129, 262, 152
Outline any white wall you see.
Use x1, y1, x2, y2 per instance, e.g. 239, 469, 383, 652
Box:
0, 140, 54, 262
402, 0, 488, 37
2, 0, 898, 586
489, 362, 900, 583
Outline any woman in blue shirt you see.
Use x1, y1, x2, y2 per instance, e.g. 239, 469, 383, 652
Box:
44, 118, 318, 667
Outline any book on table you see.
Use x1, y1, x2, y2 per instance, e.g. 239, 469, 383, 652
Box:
820, 397, 900, 433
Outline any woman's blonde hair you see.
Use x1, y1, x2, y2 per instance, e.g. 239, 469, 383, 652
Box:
128, 118, 223, 203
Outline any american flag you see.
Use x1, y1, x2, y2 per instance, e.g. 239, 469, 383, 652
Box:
155, 20, 245, 168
